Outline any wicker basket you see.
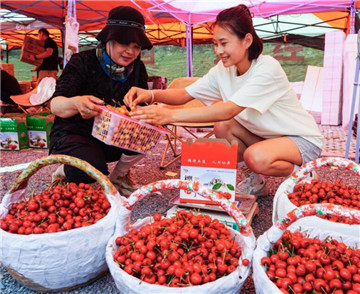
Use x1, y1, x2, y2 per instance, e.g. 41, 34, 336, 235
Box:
92, 105, 168, 154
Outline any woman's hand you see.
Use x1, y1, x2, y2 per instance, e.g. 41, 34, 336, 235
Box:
74, 95, 104, 119
50, 95, 104, 118
130, 104, 174, 125
124, 87, 152, 107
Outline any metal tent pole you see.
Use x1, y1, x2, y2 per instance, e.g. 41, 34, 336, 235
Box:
61, 28, 65, 63
356, 78, 360, 162
186, 24, 193, 77
349, 0, 356, 34
345, 29, 360, 163
6, 45, 9, 63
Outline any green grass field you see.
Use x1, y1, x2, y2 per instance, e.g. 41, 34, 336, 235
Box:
3, 43, 323, 84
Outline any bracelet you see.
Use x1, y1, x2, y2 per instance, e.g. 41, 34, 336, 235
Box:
149, 90, 155, 105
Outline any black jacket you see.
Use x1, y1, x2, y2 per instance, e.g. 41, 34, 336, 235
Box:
50, 49, 148, 147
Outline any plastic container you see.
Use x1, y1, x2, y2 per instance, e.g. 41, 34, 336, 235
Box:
272, 157, 360, 237
0, 155, 123, 292
92, 105, 168, 154
106, 179, 256, 294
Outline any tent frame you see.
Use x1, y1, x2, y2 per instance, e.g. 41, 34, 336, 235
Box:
1, 0, 359, 76
345, 27, 360, 163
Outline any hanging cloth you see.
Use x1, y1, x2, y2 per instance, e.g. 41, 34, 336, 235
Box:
64, 0, 79, 67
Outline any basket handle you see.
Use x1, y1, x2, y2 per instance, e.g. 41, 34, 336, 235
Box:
121, 179, 252, 236
289, 157, 360, 186
9, 154, 118, 196
275, 203, 360, 230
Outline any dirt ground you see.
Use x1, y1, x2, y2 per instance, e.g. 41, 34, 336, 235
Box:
0, 130, 359, 294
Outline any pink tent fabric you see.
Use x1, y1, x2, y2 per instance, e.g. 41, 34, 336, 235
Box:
1, 0, 358, 30
152, 0, 358, 24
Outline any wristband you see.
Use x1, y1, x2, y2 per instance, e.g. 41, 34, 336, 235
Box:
149, 90, 155, 105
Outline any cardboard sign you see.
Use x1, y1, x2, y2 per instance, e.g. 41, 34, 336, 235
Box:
0, 114, 29, 151
171, 194, 256, 215
141, 48, 155, 65
26, 113, 54, 149
180, 138, 237, 204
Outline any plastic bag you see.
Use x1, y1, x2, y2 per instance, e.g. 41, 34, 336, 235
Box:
29, 77, 56, 105
0, 155, 124, 291
272, 157, 360, 237
106, 179, 256, 294
253, 203, 360, 294
64, 16, 79, 65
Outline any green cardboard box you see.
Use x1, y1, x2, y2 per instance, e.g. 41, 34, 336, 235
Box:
26, 113, 54, 149
0, 114, 29, 151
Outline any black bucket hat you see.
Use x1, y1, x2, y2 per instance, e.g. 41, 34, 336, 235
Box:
96, 6, 153, 50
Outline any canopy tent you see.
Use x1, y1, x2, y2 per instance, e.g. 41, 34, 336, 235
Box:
0, 9, 356, 49
1, 0, 359, 75
2, 1, 358, 46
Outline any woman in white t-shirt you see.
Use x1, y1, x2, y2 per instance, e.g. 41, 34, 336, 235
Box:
125, 4, 323, 196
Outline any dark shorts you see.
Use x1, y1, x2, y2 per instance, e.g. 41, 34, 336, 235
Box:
49, 133, 138, 184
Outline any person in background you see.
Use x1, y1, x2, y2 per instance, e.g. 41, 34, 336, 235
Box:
31, 28, 59, 84
124, 4, 323, 197
49, 6, 152, 196
1, 69, 22, 104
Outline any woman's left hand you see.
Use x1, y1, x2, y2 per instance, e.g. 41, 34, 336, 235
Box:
130, 105, 173, 125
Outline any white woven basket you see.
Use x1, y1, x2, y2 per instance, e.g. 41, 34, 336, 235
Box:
106, 179, 256, 294
0, 155, 123, 291
273, 157, 360, 237
254, 204, 360, 294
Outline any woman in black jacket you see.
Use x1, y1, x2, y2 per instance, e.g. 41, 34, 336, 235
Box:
49, 6, 152, 196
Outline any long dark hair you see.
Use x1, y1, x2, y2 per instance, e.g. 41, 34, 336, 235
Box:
214, 4, 263, 61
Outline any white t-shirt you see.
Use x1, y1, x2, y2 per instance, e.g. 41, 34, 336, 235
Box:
186, 55, 323, 149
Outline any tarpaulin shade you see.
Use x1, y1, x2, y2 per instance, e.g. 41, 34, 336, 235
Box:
0, 0, 358, 50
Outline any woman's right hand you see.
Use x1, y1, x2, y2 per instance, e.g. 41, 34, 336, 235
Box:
50, 95, 104, 119
124, 86, 153, 107
74, 95, 104, 119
